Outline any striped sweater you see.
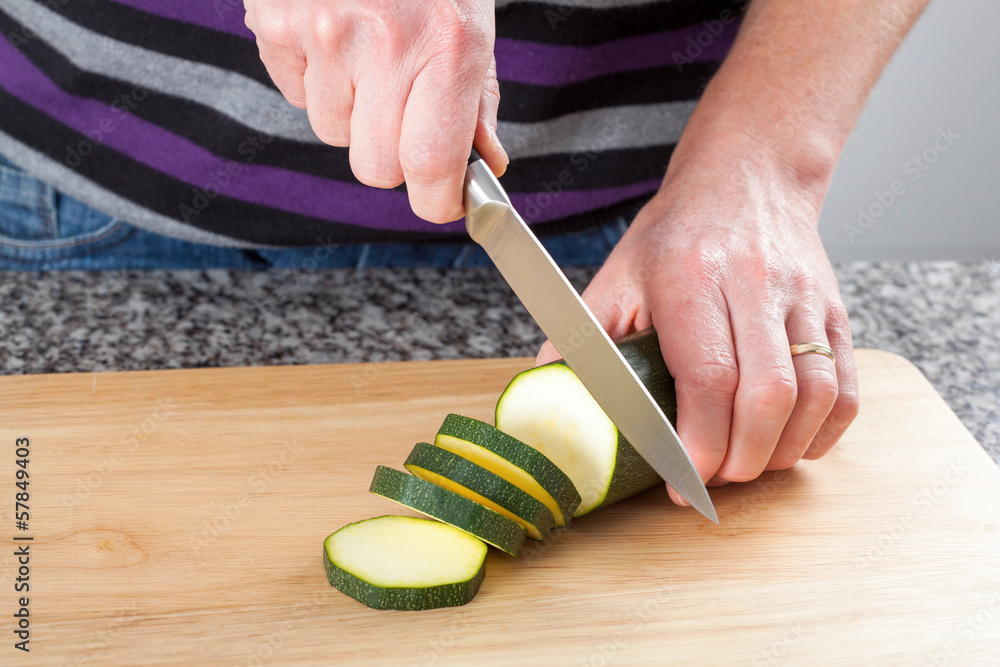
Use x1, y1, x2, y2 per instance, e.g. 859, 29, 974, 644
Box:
0, 0, 743, 247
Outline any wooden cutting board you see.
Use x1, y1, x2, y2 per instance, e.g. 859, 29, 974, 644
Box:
1, 350, 998, 665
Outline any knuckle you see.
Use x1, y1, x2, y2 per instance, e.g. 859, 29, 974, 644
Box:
795, 366, 839, 414
826, 302, 852, 332
685, 359, 740, 399
747, 372, 797, 415
410, 193, 463, 224
719, 462, 765, 484
400, 142, 460, 184
830, 387, 861, 426
791, 271, 822, 302
350, 153, 404, 189
310, 11, 340, 51
254, 7, 296, 47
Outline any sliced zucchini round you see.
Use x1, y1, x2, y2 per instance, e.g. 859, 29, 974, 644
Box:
495, 328, 669, 517
323, 515, 487, 610
434, 414, 581, 527
405, 442, 555, 541
369, 466, 526, 557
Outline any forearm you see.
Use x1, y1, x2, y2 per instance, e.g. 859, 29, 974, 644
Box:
675, 0, 931, 200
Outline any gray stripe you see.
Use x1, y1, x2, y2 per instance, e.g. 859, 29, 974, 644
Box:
6, 0, 321, 144
0, 132, 259, 248
497, 100, 697, 159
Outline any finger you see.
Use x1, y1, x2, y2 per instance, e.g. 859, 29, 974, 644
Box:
247, 4, 308, 108
349, 74, 406, 189
399, 45, 490, 223
648, 277, 737, 504
472, 56, 508, 178
765, 308, 838, 470
303, 61, 353, 147
803, 305, 860, 459
243, 0, 256, 32
714, 292, 796, 483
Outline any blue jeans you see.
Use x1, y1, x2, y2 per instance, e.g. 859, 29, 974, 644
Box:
0, 152, 631, 270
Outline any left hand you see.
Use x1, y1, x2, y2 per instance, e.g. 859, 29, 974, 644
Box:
536, 128, 859, 504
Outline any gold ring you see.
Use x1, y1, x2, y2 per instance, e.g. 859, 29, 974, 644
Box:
789, 342, 836, 363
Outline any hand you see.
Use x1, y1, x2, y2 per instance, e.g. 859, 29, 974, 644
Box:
243, 0, 508, 222
537, 129, 859, 503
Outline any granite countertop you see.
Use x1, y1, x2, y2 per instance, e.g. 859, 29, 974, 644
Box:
2, 260, 997, 463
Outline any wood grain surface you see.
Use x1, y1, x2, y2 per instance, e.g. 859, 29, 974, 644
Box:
0, 350, 998, 665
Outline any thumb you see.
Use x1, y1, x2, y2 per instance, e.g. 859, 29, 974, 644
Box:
534, 265, 645, 366
472, 56, 508, 177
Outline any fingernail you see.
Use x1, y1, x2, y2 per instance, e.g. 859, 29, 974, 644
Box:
677, 496, 690, 507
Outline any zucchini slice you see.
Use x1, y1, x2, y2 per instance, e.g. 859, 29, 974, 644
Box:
404, 442, 555, 541
324, 515, 487, 610
434, 414, 581, 527
495, 328, 672, 517
369, 466, 526, 557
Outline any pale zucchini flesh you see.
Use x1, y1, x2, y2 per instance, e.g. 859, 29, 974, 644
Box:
495, 328, 671, 516
434, 414, 581, 527
324, 515, 487, 610
404, 442, 555, 540
369, 465, 526, 556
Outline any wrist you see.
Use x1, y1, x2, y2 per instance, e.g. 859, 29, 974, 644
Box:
667, 116, 839, 217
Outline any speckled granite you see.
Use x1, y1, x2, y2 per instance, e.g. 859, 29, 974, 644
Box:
1, 261, 997, 463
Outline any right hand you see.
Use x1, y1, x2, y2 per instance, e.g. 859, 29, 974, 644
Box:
244, 0, 508, 222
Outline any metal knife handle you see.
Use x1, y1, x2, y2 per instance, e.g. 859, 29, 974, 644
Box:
468, 147, 483, 165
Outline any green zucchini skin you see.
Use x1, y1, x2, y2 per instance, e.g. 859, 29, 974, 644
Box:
497, 327, 675, 514
435, 414, 581, 525
323, 516, 486, 611
593, 327, 674, 510
369, 466, 526, 557
404, 442, 555, 540
324, 553, 485, 611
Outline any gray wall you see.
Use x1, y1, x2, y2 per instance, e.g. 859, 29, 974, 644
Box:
819, 0, 1000, 262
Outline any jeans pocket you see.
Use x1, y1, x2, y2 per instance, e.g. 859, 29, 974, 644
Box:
0, 158, 133, 265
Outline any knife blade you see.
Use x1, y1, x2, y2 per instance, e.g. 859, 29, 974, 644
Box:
463, 150, 717, 523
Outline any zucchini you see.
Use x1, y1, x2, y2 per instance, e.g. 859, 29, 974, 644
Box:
495, 327, 672, 517
404, 442, 555, 541
323, 515, 487, 610
434, 414, 581, 527
369, 466, 526, 556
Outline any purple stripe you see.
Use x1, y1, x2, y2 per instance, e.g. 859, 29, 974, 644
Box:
107, 0, 254, 39
0, 38, 655, 232
495, 20, 740, 86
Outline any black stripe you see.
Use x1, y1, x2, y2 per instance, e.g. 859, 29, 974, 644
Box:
500, 145, 674, 193
1, 8, 690, 191
497, 61, 720, 123
41, 0, 274, 87
496, 0, 748, 46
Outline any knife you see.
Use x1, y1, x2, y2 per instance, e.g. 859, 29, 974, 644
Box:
463, 148, 718, 524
